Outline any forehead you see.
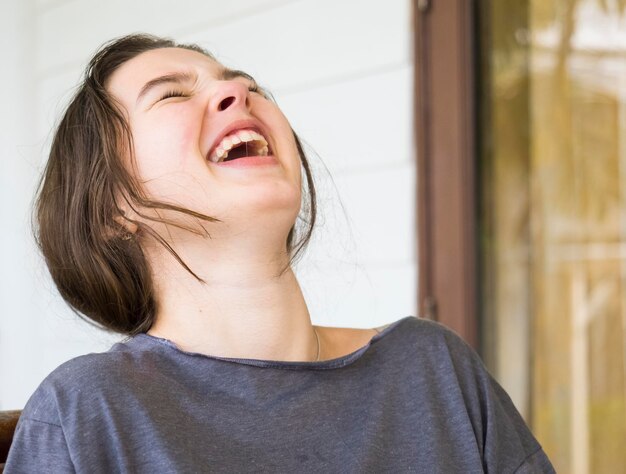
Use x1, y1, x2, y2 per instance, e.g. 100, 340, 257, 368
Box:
106, 47, 223, 103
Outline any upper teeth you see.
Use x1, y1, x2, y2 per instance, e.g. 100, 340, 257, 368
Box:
209, 129, 269, 163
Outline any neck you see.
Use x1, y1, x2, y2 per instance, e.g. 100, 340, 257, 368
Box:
145, 240, 319, 362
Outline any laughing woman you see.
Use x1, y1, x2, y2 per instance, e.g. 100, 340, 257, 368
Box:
5, 34, 554, 473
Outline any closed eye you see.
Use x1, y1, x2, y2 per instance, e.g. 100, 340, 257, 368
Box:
157, 89, 189, 102
247, 83, 269, 99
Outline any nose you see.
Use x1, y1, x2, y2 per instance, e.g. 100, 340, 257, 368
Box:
210, 81, 250, 114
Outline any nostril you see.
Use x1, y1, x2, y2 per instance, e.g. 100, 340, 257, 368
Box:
218, 96, 236, 111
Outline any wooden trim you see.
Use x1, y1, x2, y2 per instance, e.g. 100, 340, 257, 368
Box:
414, 0, 479, 348
0, 410, 21, 465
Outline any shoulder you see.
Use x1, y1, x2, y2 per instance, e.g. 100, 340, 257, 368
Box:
7, 341, 146, 471
364, 316, 497, 413
408, 316, 483, 366
394, 316, 495, 392
317, 316, 471, 362
393, 317, 555, 471
402, 314, 470, 341
50, 338, 144, 384
381, 315, 479, 360
19, 338, 150, 424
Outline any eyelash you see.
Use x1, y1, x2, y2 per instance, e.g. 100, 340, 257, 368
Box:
157, 84, 261, 102
158, 89, 188, 101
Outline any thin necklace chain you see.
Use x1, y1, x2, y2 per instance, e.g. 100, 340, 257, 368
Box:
313, 327, 321, 362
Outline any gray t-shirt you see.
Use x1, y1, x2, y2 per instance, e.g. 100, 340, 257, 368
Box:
6, 316, 554, 473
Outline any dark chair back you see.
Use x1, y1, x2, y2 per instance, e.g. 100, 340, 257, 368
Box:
0, 410, 22, 472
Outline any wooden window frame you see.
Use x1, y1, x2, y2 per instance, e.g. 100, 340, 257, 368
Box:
414, 0, 479, 349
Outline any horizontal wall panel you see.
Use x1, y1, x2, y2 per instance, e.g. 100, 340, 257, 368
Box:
276, 65, 413, 172
36, 0, 287, 74
304, 161, 416, 266
35, 0, 71, 10
295, 259, 417, 328
182, 0, 410, 91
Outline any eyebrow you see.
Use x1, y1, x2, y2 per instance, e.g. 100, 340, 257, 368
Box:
135, 71, 196, 105
221, 68, 257, 84
135, 68, 257, 106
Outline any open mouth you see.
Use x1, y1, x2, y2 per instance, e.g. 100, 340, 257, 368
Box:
208, 129, 271, 163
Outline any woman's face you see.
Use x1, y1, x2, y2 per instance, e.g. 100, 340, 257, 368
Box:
106, 47, 302, 243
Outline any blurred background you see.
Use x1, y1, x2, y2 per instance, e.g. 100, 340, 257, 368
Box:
1, 0, 625, 472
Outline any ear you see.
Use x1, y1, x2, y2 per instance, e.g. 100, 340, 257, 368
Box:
113, 198, 140, 237
114, 212, 139, 235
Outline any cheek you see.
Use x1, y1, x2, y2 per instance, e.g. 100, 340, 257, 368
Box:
263, 108, 302, 180
131, 115, 199, 180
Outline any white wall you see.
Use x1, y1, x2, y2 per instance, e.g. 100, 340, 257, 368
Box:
0, 0, 416, 409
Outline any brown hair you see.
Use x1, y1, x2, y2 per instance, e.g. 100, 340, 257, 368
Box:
35, 33, 317, 336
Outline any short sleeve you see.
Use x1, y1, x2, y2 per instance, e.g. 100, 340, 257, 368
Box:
4, 416, 75, 473
482, 373, 555, 473
437, 324, 556, 473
